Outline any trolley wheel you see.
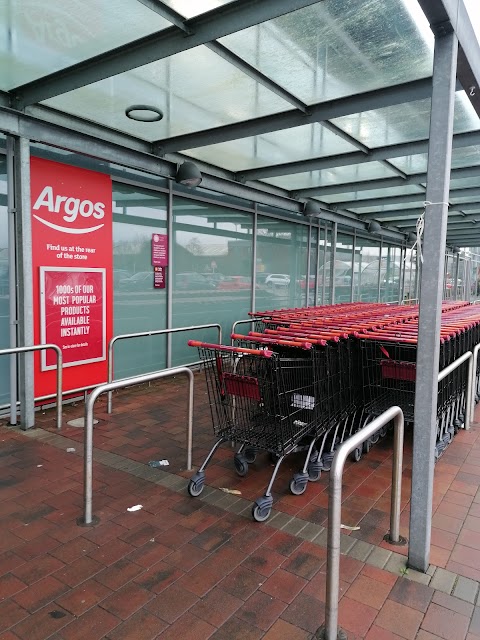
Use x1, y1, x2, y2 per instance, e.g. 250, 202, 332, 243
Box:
351, 447, 362, 463
252, 496, 273, 522
290, 473, 308, 496
363, 438, 372, 454
234, 455, 249, 477
308, 462, 322, 482
187, 472, 205, 498
446, 429, 454, 444
270, 452, 281, 465
379, 425, 388, 438
244, 448, 257, 464
370, 432, 380, 445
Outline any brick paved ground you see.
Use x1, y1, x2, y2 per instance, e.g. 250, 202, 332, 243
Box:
1, 374, 480, 638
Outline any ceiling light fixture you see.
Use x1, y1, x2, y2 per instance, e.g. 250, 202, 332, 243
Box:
125, 105, 164, 122
368, 220, 382, 235
303, 201, 321, 217
175, 161, 202, 188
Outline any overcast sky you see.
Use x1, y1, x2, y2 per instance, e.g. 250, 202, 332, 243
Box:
464, 0, 480, 41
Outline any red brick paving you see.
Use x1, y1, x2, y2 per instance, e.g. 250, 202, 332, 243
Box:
2, 380, 480, 637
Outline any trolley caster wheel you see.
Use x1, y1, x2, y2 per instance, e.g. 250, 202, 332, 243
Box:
351, 447, 363, 463
379, 426, 388, 438
244, 448, 257, 464
269, 452, 282, 465
370, 432, 380, 445
188, 471, 205, 497
308, 462, 322, 482
252, 496, 273, 522
446, 428, 454, 443
234, 455, 249, 477
290, 472, 308, 495
363, 438, 372, 454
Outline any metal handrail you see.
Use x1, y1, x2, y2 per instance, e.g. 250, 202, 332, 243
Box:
107, 323, 221, 413
438, 350, 473, 431
81, 366, 194, 526
0, 344, 63, 430
230, 318, 257, 345
472, 344, 480, 423
318, 406, 404, 640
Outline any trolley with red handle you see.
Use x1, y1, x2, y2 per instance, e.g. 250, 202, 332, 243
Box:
187, 339, 319, 522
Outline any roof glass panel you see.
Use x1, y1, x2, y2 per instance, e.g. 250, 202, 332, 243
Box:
184, 123, 356, 172
450, 196, 480, 205
0, 1, 171, 91
219, 0, 433, 105
42, 45, 290, 141
390, 145, 480, 174
331, 93, 480, 148
351, 202, 423, 213
263, 161, 396, 190
161, 0, 234, 18
450, 177, 480, 190
324, 184, 425, 205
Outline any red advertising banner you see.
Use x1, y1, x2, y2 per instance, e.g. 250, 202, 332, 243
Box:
40, 268, 106, 369
152, 233, 168, 266
31, 157, 112, 397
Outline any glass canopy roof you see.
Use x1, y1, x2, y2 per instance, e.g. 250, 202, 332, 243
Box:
0, 0, 479, 244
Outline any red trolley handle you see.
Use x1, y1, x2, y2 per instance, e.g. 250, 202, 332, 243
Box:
187, 340, 273, 357
231, 333, 313, 349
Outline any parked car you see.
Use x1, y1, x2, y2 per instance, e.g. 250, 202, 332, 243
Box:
265, 274, 290, 287
297, 275, 316, 290
215, 276, 251, 291
175, 272, 216, 290
200, 273, 225, 286
119, 271, 152, 290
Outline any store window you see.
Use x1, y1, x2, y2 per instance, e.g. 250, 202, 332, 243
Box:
112, 184, 168, 379
172, 197, 254, 365
255, 215, 308, 312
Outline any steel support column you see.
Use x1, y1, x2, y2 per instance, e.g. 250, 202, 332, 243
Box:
330, 223, 337, 305
13, 137, 34, 430
166, 181, 173, 368
408, 31, 458, 573
6, 138, 17, 425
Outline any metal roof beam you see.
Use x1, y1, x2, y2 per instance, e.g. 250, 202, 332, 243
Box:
337, 185, 480, 210
155, 78, 434, 154
235, 122, 478, 182
295, 165, 480, 198
13, 0, 320, 107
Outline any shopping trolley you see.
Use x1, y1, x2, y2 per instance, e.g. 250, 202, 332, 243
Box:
187, 339, 318, 521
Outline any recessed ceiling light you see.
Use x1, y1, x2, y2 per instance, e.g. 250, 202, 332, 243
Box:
125, 105, 163, 122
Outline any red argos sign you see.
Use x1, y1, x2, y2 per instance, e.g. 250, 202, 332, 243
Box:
31, 157, 113, 397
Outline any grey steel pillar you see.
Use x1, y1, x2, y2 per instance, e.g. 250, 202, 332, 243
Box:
306, 223, 312, 307
14, 137, 34, 430
251, 205, 258, 313
330, 223, 337, 305
350, 231, 356, 303
6, 137, 18, 425
453, 252, 460, 301
409, 30, 458, 573
166, 181, 173, 367
400, 245, 406, 303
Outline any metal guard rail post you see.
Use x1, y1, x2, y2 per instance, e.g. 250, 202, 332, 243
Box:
107, 323, 221, 414
438, 350, 473, 431
81, 366, 194, 526
0, 344, 63, 430
318, 406, 405, 640
472, 344, 480, 423
230, 318, 258, 345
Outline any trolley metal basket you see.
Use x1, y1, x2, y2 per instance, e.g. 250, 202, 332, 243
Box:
187, 339, 318, 521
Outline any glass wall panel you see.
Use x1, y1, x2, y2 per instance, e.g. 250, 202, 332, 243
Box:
172, 198, 253, 365
404, 248, 418, 300
255, 216, 308, 312
0, 158, 8, 406
336, 233, 354, 303
379, 245, 401, 302
309, 226, 318, 307
112, 185, 167, 379
318, 226, 333, 305
354, 237, 381, 302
